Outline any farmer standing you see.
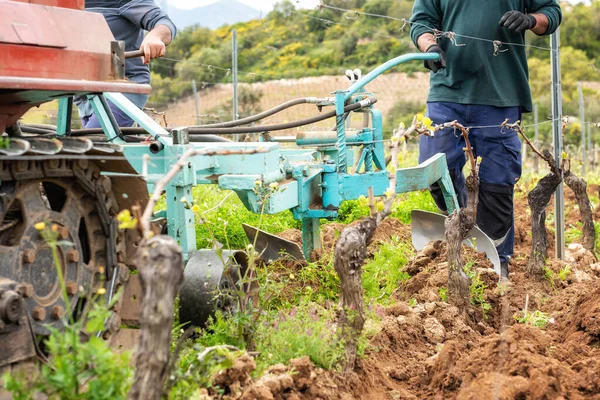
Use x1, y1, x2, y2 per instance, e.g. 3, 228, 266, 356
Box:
75, 0, 177, 128
410, 1, 562, 282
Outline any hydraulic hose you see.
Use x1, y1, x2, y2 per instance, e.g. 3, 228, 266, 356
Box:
68, 96, 377, 136
180, 96, 376, 135
190, 97, 326, 128
19, 126, 54, 135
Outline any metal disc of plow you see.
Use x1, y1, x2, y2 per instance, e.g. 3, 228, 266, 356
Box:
242, 224, 305, 262
411, 210, 501, 276
179, 249, 249, 328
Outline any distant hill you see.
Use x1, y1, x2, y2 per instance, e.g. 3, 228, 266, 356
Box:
168, 0, 262, 30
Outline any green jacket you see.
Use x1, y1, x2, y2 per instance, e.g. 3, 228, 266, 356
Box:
410, 0, 562, 112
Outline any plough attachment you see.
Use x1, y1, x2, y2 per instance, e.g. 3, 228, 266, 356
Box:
411, 210, 501, 275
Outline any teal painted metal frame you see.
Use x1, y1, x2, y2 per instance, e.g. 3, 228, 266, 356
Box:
56, 52, 458, 261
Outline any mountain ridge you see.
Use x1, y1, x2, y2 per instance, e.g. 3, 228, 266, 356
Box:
168, 0, 262, 30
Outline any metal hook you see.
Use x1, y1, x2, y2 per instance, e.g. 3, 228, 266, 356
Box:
493, 40, 508, 56
345, 10, 359, 20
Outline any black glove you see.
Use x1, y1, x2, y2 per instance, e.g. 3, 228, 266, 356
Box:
499, 11, 537, 33
423, 44, 446, 73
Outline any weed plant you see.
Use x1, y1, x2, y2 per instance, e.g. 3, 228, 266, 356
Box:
463, 261, 492, 315
515, 309, 554, 329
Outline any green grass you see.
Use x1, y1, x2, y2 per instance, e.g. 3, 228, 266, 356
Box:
543, 264, 572, 289
439, 287, 448, 302
253, 303, 344, 373
565, 222, 583, 244
189, 185, 438, 250
191, 185, 300, 249
257, 258, 341, 309
391, 191, 439, 224
362, 236, 413, 305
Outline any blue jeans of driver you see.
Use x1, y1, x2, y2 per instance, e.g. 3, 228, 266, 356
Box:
79, 93, 149, 128
418, 102, 523, 269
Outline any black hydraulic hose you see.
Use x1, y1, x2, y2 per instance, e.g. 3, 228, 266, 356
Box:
20, 126, 55, 135
18, 125, 146, 143
67, 96, 377, 136
21, 123, 58, 131
182, 96, 377, 134
190, 135, 232, 142
191, 98, 316, 128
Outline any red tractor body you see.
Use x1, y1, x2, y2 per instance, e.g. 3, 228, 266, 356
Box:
0, 0, 150, 132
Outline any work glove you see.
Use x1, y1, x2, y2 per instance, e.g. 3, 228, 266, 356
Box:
424, 44, 446, 73
499, 11, 537, 33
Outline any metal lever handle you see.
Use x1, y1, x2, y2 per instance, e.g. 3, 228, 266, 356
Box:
124, 50, 145, 59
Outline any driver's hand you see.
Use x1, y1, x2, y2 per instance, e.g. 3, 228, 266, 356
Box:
140, 35, 166, 64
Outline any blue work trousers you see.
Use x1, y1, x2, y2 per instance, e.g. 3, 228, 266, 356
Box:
418, 102, 523, 269
80, 93, 149, 128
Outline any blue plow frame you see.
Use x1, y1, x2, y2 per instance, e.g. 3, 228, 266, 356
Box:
57, 52, 458, 261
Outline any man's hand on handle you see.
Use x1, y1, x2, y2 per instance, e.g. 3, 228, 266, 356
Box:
140, 35, 166, 64
417, 33, 446, 73
138, 24, 173, 64
424, 44, 446, 73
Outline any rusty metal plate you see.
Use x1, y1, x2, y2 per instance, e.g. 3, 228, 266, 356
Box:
14, 0, 84, 9
120, 274, 142, 325
0, 2, 66, 48
0, 322, 36, 368
12, 1, 83, 8
0, 78, 152, 96
110, 328, 140, 354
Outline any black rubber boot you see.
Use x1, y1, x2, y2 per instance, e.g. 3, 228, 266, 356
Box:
500, 261, 509, 280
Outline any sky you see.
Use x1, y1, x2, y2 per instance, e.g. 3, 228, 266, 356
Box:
167, 0, 589, 12
167, 0, 319, 12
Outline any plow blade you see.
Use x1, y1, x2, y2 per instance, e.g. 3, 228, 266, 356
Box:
179, 249, 249, 328
411, 210, 501, 276
242, 224, 305, 262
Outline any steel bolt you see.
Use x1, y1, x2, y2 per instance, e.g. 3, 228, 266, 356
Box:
118, 263, 130, 283
17, 283, 34, 298
23, 250, 35, 264
100, 176, 112, 193
51, 306, 65, 320
66, 282, 78, 296
59, 226, 69, 240
32, 307, 46, 321
67, 249, 80, 263
0, 291, 24, 323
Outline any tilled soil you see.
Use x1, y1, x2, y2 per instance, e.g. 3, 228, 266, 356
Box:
208, 186, 600, 400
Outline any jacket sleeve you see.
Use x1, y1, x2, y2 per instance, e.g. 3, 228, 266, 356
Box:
528, 0, 562, 35
121, 0, 177, 42
409, 0, 442, 49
